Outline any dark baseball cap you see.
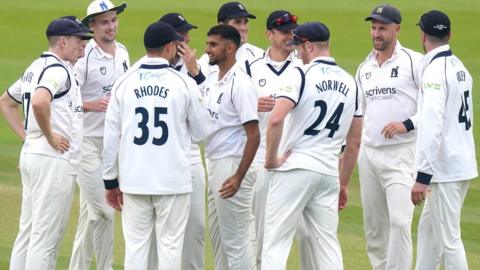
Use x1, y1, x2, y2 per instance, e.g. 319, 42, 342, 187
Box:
159, 13, 197, 33
288, 21, 330, 45
266, 10, 298, 32
60, 16, 93, 34
418, 10, 450, 37
144, 21, 184, 49
46, 17, 94, 40
365, 4, 401, 24
217, 2, 256, 23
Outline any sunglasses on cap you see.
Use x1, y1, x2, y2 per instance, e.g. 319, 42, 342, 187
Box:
274, 13, 298, 26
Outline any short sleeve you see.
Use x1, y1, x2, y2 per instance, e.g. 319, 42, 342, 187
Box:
232, 74, 258, 124
36, 65, 69, 97
277, 67, 303, 105
7, 78, 23, 104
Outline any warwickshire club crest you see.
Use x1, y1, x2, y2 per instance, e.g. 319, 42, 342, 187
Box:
365, 72, 371, 79
258, 79, 266, 87
100, 66, 107, 75
390, 66, 399, 78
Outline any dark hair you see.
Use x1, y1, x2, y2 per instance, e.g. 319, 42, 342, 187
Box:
207, 24, 240, 48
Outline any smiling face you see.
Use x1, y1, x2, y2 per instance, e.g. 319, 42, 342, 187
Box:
225, 17, 248, 44
90, 10, 118, 43
268, 28, 294, 54
204, 34, 229, 66
370, 19, 399, 51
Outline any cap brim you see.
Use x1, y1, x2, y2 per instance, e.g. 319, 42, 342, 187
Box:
270, 23, 298, 32
74, 32, 94, 40
286, 36, 304, 46
174, 32, 185, 42
365, 14, 395, 24
223, 11, 256, 21
175, 23, 197, 33
82, 3, 127, 24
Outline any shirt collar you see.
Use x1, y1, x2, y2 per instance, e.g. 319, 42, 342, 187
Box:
264, 47, 296, 67
367, 40, 403, 65
142, 57, 170, 66
310, 56, 336, 65
423, 44, 451, 65
215, 63, 239, 86
41, 51, 71, 67
90, 39, 117, 59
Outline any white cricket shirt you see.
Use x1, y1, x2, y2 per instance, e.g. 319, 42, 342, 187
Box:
356, 42, 423, 147
102, 57, 209, 194
75, 39, 130, 137
415, 45, 478, 184
247, 48, 303, 163
203, 62, 259, 160
7, 52, 83, 167
275, 57, 359, 176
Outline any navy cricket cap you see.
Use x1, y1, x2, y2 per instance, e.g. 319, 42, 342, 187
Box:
266, 10, 298, 32
418, 10, 450, 37
217, 2, 256, 23
365, 4, 401, 24
46, 17, 93, 40
144, 21, 184, 49
288, 21, 330, 45
159, 13, 198, 33
60, 16, 93, 34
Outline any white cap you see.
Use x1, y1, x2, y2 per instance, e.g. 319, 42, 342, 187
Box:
82, 0, 127, 24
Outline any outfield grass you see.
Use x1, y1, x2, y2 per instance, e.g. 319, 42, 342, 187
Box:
1, 0, 479, 269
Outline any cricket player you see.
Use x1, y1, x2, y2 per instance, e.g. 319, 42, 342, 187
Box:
69, 1, 129, 269
199, 1, 264, 72
0, 17, 92, 270
412, 10, 477, 270
102, 21, 209, 270
246, 10, 302, 269
262, 21, 359, 270
203, 24, 260, 270
159, 12, 207, 270
355, 4, 423, 269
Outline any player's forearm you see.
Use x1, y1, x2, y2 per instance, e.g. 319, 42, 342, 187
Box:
0, 95, 25, 141
234, 121, 260, 180
265, 116, 284, 168
340, 117, 362, 187
31, 90, 54, 141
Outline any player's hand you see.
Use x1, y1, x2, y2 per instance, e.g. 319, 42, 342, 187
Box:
106, 188, 123, 211
258, 96, 276, 112
86, 97, 110, 112
46, 132, 70, 153
265, 150, 292, 170
381, 122, 407, 139
219, 175, 242, 199
177, 42, 200, 76
411, 182, 428, 206
338, 186, 348, 211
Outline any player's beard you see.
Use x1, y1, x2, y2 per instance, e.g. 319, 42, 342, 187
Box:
208, 52, 226, 66
372, 38, 390, 51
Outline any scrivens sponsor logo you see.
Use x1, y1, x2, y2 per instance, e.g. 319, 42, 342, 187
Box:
365, 86, 397, 101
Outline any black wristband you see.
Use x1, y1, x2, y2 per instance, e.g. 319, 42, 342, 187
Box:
190, 70, 206, 85
402, 119, 414, 132
104, 179, 119, 190
416, 172, 432, 185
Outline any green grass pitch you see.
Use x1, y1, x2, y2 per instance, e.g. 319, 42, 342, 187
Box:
0, 0, 479, 269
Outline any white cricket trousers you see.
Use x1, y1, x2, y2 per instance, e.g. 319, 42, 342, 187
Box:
261, 169, 343, 270
10, 152, 75, 270
358, 143, 415, 270
122, 193, 190, 270
182, 162, 206, 270
253, 166, 316, 270
69, 137, 114, 270
415, 180, 471, 270
207, 157, 256, 270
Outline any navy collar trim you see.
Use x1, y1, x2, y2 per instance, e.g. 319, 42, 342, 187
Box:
266, 61, 291, 76
139, 64, 169, 69
314, 59, 337, 66
429, 50, 452, 64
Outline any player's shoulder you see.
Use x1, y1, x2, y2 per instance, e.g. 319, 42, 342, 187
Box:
398, 45, 424, 64
245, 43, 265, 59
247, 54, 266, 70
115, 41, 128, 52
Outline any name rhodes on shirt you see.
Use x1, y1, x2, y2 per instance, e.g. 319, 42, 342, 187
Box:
134, 85, 169, 99
365, 86, 397, 101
